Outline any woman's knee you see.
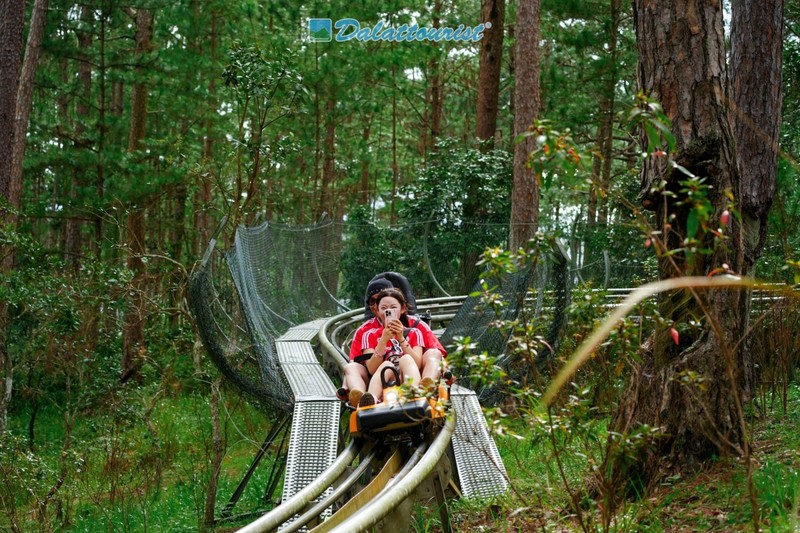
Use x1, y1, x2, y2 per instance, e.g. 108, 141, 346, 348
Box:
423, 349, 443, 365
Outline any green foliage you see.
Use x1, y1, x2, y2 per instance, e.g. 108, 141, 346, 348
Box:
339, 140, 514, 301
2, 387, 277, 532
516, 119, 586, 190
6, 0, 800, 531
399, 139, 513, 294
400, 139, 511, 225
626, 93, 676, 156
338, 205, 409, 306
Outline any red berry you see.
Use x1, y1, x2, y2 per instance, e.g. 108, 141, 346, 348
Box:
670, 327, 680, 345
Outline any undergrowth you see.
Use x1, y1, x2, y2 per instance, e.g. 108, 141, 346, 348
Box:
1, 385, 278, 532
412, 376, 800, 533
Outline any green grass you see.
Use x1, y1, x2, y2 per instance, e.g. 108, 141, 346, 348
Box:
2, 390, 283, 532
7, 380, 800, 532
412, 383, 800, 532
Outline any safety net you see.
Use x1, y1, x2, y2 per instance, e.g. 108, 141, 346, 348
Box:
188, 218, 625, 414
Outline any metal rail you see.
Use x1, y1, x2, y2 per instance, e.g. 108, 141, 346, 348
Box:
280, 447, 380, 533
326, 416, 456, 533
239, 298, 464, 533
237, 440, 361, 533
317, 296, 468, 371
310, 449, 404, 533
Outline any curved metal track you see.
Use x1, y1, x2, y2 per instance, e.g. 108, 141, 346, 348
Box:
325, 417, 455, 533
237, 441, 362, 533
237, 297, 486, 533
237, 416, 454, 533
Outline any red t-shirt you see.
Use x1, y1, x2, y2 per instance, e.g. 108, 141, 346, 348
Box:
410, 317, 448, 357
350, 317, 382, 361
349, 316, 446, 361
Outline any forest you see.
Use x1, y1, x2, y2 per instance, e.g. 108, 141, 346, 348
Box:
1, 0, 800, 531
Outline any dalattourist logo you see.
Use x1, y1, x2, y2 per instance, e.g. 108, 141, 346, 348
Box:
307, 18, 490, 43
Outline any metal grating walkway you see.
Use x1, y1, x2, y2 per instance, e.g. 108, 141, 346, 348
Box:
450, 384, 509, 498
275, 320, 340, 530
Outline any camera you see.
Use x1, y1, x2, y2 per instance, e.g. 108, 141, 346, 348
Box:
384, 309, 393, 320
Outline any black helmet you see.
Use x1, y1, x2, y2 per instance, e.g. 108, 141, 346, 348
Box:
363, 272, 418, 318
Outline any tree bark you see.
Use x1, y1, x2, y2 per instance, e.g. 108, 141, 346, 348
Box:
429, 0, 443, 148
121, 7, 153, 383
730, 0, 783, 269
730, 0, 783, 404
475, 0, 505, 147
508, 0, 540, 251
10, 0, 47, 220
66, 4, 91, 271
613, 0, 780, 484
0, 0, 27, 208
0, 0, 30, 435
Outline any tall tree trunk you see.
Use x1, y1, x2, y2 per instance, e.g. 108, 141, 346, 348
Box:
66, 4, 91, 271
312, 47, 321, 223
508, 0, 541, 251
318, 94, 335, 220
612, 0, 777, 485
10, 0, 47, 221
359, 121, 371, 204
196, 7, 217, 255
0, 0, 26, 205
0, 0, 28, 435
456, 0, 506, 290
475, 0, 505, 147
95, 8, 109, 258
507, 22, 515, 144
121, 7, 153, 383
597, 0, 620, 226
429, 0, 444, 151
588, 0, 621, 229
730, 0, 783, 402
730, 0, 783, 270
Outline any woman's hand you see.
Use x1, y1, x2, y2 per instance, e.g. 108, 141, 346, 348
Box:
386, 318, 404, 339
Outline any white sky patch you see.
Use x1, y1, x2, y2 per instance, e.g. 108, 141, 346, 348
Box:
448, 47, 477, 58
405, 67, 423, 81
559, 18, 586, 29
397, 8, 422, 26
218, 102, 234, 116
167, 26, 183, 48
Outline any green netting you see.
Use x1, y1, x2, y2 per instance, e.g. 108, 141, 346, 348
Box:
188, 220, 344, 413
187, 217, 602, 413
438, 240, 571, 401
